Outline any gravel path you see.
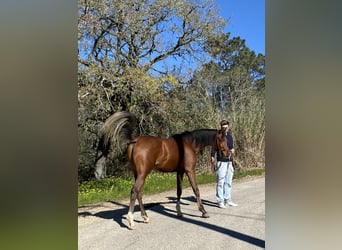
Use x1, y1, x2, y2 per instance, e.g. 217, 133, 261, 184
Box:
78, 176, 265, 249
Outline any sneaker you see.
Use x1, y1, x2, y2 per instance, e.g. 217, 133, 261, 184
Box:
218, 202, 226, 208
226, 201, 238, 207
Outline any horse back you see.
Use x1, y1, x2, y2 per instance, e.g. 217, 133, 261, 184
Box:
128, 136, 180, 173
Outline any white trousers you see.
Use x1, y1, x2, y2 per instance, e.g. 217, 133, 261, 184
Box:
216, 161, 234, 203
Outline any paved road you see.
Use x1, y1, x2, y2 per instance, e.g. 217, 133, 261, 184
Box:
78, 176, 265, 250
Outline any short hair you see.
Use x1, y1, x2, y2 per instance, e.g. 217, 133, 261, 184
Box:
220, 120, 229, 126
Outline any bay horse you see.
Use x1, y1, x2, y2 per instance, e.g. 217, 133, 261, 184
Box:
99, 111, 218, 230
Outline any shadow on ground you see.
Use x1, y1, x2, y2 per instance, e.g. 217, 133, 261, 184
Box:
78, 196, 265, 248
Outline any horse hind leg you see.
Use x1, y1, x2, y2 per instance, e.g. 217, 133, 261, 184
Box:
127, 176, 148, 229
127, 187, 137, 230
137, 190, 150, 223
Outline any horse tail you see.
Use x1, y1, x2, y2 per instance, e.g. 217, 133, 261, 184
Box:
95, 134, 110, 158
94, 135, 110, 180
101, 111, 137, 153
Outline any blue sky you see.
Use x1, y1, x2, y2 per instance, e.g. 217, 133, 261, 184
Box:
216, 0, 265, 55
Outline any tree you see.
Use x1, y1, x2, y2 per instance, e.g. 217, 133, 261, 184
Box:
78, 0, 226, 180
197, 33, 265, 169
78, 0, 225, 72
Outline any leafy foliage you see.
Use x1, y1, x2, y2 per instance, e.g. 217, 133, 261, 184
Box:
198, 33, 265, 169
78, 169, 265, 206
78, 0, 265, 182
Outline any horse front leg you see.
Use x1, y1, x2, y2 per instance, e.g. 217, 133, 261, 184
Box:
186, 170, 209, 218
176, 170, 185, 217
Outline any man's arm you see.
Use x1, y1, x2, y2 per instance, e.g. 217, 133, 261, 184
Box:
227, 134, 234, 154
210, 148, 216, 164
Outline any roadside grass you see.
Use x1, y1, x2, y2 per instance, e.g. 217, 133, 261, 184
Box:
78, 168, 265, 207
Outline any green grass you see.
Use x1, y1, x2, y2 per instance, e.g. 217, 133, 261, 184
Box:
78, 168, 265, 207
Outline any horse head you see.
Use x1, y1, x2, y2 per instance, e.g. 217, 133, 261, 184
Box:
213, 129, 230, 157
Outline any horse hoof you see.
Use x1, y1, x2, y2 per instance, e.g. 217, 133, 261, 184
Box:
177, 213, 184, 217
127, 225, 136, 230
143, 217, 150, 224
202, 213, 210, 218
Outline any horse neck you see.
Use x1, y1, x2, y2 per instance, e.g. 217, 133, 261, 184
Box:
183, 129, 217, 153
190, 142, 207, 154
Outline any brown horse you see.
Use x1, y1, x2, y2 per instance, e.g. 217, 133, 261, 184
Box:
99, 111, 217, 230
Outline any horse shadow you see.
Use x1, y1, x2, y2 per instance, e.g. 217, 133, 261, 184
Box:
78, 197, 265, 248
78, 196, 202, 229
78, 199, 176, 228
78, 202, 134, 228
147, 197, 265, 248
176, 196, 219, 208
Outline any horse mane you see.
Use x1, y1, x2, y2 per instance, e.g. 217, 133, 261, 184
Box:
174, 129, 217, 149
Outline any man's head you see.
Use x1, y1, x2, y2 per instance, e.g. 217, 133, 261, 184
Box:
220, 120, 230, 133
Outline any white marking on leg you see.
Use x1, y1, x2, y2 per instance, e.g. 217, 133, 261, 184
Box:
176, 201, 183, 217
127, 212, 136, 230
142, 215, 150, 223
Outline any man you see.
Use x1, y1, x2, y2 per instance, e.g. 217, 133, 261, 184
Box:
211, 120, 238, 208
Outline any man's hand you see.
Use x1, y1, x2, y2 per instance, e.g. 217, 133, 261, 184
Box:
211, 157, 216, 172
